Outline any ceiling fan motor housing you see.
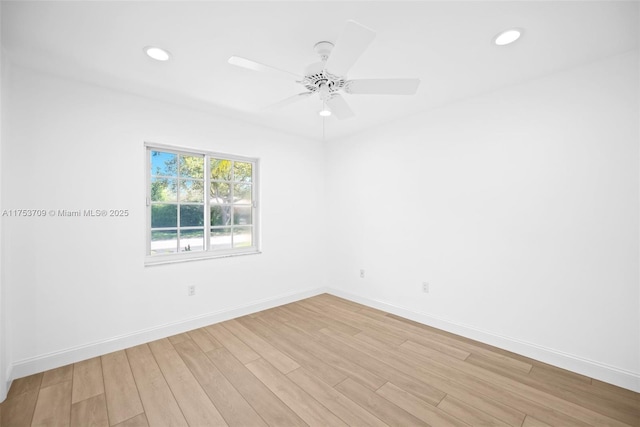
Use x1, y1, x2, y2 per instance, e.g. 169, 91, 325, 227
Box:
303, 42, 347, 99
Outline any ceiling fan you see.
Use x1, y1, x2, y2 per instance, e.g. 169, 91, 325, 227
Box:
228, 20, 421, 120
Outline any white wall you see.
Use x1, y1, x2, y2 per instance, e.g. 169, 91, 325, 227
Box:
2, 66, 326, 380
325, 51, 640, 391
0, 0, 7, 402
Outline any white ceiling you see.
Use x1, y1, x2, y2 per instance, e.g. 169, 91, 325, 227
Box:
3, 1, 638, 141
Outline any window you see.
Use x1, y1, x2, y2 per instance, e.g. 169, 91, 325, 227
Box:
146, 143, 259, 264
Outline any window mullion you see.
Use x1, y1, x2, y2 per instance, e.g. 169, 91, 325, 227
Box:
176, 156, 181, 252
230, 163, 235, 248
204, 155, 211, 251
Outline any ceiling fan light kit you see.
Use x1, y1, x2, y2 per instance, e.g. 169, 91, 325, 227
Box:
493, 28, 523, 46
144, 46, 171, 61
228, 20, 421, 121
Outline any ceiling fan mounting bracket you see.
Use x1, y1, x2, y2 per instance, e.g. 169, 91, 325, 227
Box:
313, 41, 334, 61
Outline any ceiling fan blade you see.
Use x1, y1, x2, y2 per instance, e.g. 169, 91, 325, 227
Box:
345, 78, 421, 95
265, 92, 313, 110
325, 20, 376, 77
228, 56, 302, 79
326, 94, 355, 120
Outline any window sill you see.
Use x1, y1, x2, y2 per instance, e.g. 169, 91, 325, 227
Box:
145, 249, 261, 266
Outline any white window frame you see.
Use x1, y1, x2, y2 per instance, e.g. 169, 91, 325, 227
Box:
145, 142, 260, 266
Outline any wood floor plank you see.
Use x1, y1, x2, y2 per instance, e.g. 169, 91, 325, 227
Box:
384, 312, 538, 364
320, 300, 530, 374
72, 357, 104, 404
31, 380, 72, 427
287, 367, 389, 427
437, 395, 511, 426
379, 311, 534, 373
204, 323, 260, 364
112, 413, 149, 427
314, 327, 447, 406
335, 378, 429, 426
239, 315, 348, 386
319, 326, 527, 426
344, 329, 580, 426
125, 344, 188, 427
101, 350, 144, 426
6, 373, 43, 399
335, 300, 532, 373
173, 339, 267, 427
591, 379, 639, 400
188, 328, 222, 352
167, 333, 191, 344
222, 319, 300, 374
206, 347, 306, 426
303, 299, 410, 343
305, 300, 473, 360
389, 336, 617, 426
356, 327, 407, 347
312, 294, 362, 312
288, 302, 362, 336
41, 365, 73, 389
275, 321, 388, 391
0, 389, 38, 426
522, 415, 553, 427
277, 306, 326, 333
257, 308, 291, 324
148, 338, 228, 427
377, 382, 470, 426
530, 363, 591, 385
465, 353, 640, 426
70, 393, 109, 427
246, 357, 348, 427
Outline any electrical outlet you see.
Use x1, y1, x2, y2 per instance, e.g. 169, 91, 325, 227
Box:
360, 269, 365, 278
422, 282, 429, 293
187, 285, 196, 296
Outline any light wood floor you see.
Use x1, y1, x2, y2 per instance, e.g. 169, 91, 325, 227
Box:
1, 294, 638, 427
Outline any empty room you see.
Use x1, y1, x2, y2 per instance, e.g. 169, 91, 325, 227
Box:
0, 1, 638, 426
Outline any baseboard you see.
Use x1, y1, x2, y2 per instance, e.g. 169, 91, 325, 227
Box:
9, 286, 328, 383
327, 288, 640, 393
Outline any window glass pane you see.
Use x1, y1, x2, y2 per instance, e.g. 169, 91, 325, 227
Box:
211, 159, 232, 181
234, 162, 252, 183
179, 155, 204, 179
151, 204, 177, 228
233, 206, 252, 225
180, 205, 204, 227
233, 227, 253, 248
179, 180, 204, 202
151, 151, 177, 177
180, 229, 204, 252
148, 148, 258, 259
234, 184, 252, 204
211, 205, 231, 226
211, 227, 232, 250
151, 230, 178, 254
210, 182, 231, 203
151, 178, 177, 202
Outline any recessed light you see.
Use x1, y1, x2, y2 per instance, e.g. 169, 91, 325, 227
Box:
319, 109, 332, 117
144, 46, 171, 61
493, 28, 522, 46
